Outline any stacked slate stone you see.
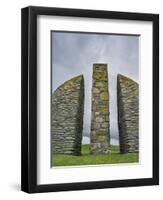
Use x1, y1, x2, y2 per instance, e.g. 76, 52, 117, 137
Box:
90, 64, 110, 154
51, 75, 84, 155
117, 74, 139, 153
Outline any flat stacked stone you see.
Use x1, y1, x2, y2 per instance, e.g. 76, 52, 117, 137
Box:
90, 64, 110, 154
51, 75, 84, 155
117, 74, 139, 153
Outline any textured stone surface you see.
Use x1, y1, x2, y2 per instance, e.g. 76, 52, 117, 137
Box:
51, 75, 84, 155
90, 64, 110, 154
117, 74, 139, 153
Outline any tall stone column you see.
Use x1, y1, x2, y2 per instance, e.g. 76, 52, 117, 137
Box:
90, 64, 110, 154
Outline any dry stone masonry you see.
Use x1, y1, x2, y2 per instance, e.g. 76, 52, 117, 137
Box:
90, 64, 110, 154
117, 74, 139, 153
51, 75, 84, 155
51, 64, 139, 157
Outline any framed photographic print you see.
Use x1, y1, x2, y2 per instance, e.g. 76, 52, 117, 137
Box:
21, 6, 159, 193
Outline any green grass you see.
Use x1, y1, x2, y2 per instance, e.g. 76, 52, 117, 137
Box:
52, 144, 139, 167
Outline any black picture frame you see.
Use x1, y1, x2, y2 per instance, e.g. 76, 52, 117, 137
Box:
21, 6, 159, 193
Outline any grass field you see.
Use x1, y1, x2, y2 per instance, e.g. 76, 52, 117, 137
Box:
52, 145, 139, 167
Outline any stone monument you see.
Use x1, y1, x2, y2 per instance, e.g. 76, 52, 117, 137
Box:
51, 75, 84, 155
117, 74, 139, 153
90, 64, 110, 154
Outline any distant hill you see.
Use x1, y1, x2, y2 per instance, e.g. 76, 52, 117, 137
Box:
82, 136, 119, 145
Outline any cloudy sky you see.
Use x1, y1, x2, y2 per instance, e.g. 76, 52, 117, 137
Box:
52, 31, 139, 144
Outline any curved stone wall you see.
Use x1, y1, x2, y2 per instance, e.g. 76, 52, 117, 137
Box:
51, 75, 84, 155
117, 74, 139, 153
90, 64, 110, 154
